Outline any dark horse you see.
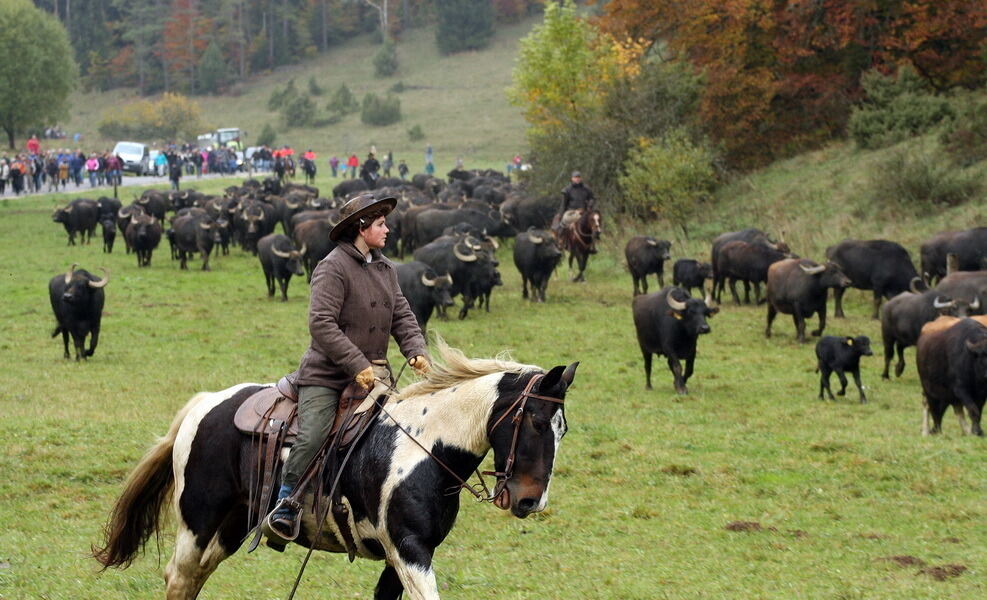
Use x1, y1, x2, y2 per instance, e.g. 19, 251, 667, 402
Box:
559, 209, 602, 282
301, 158, 316, 185
94, 341, 578, 599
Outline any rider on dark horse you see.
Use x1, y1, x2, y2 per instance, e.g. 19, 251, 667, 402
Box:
265, 192, 430, 541
553, 170, 597, 254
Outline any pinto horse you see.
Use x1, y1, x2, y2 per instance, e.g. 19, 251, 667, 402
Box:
94, 342, 578, 599
560, 209, 602, 282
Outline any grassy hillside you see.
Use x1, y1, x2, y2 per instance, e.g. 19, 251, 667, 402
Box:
1, 135, 986, 598
63, 18, 537, 171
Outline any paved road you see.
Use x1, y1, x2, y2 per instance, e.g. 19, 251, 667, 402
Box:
0, 171, 265, 199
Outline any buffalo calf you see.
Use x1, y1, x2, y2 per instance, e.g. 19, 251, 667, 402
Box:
672, 259, 713, 296
815, 336, 872, 402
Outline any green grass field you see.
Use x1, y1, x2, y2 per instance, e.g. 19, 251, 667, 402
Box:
1, 154, 985, 599
60, 18, 535, 172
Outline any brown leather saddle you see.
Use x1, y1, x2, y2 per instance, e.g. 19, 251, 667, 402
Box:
236, 365, 392, 555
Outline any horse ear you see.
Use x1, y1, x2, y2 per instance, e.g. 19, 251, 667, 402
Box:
539, 362, 579, 393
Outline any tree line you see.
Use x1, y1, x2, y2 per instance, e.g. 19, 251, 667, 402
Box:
32, 0, 541, 96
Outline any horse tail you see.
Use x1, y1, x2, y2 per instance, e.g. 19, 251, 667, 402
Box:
92, 393, 204, 569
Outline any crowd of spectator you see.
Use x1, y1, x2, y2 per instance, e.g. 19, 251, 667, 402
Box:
0, 149, 125, 196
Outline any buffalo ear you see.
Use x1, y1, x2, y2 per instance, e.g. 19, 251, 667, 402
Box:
707, 306, 720, 317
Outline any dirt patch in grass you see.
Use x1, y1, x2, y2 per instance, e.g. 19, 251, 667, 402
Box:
725, 521, 768, 532
660, 464, 698, 476
881, 555, 926, 568
919, 564, 967, 581
942, 536, 961, 544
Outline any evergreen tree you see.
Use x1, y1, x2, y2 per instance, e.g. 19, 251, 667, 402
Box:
373, 39, 399, 77
435, 0, 495, 55
198, 41, 229, 94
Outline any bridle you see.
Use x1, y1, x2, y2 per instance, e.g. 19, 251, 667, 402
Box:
373, 371, 565, 504
482, 373, 566, 505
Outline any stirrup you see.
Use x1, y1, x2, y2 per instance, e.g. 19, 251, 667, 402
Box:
261, 497, 302, 546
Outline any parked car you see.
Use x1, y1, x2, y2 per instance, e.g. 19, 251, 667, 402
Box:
112, 141, 150, 175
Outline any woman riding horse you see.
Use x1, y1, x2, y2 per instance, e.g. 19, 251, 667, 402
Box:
92, 340, 578, 599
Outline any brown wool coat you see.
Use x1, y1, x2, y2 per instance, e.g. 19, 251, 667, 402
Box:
296, 241, 427, 389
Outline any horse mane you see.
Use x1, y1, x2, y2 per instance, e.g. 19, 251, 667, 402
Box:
400, 335, 540, 398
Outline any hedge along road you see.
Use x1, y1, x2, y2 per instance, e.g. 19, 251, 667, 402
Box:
0, 172, 982, 599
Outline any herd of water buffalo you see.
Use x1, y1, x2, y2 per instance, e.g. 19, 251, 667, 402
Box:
46, 171, 987, 437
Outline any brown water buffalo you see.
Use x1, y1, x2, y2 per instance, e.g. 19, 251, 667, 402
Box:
765, 259, 850, 343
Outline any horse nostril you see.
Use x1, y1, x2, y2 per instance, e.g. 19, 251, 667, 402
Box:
518, 498, 538, 513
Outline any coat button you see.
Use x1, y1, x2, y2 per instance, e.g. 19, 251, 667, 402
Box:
371, 301, 377, 307
369, 326, 376, 333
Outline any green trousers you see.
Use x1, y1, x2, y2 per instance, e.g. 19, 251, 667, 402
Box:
281, 385, 340, 489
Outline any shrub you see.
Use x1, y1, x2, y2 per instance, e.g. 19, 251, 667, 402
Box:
257, 123, 277, 147
941, 93, 987, 167
268, 79, 298, 111
389, 81, 406, 93
97, 93, 205, 142
618, 128, 718, 239
282, 94, 316, 128
326, 83, 359, 115
361, 92, 402, 126
849, 66, 955, 150
373, 40, 399, 78
408, 124, 425, 141
868, 147, 981, 211
308, 76, 324, 96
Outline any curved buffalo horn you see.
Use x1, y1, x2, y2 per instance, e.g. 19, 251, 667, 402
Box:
64, 204, 73, 214
529, 233, 544, 244
298, 243, 307, 256
421, 272, 437, 287
199, 222, 212, 230
646, 238, 658, 246
489, 237, 499, 250
441, 274, 454, 286
285, 200, 300, 209
703, 286, 716, 308
909, 277, 924, 294
118, 207, 131, 218
327, 213, 341, 226
971, 295, 981, 310
63, 263, 78, 285
181, 191, 189, 199
138, 197, 149, 204
933, 296, 956, 309
799, 263, 826, 275
87, 267, 110, 289
666, 293, 687, 312
271, 245, 293, 259
453, 244, 477, 263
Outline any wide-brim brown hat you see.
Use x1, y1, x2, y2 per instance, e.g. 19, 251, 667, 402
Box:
329, 192, 397, 241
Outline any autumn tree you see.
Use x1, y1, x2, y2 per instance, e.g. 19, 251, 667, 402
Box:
0, 0, 78, 148
159, 0, 213, 93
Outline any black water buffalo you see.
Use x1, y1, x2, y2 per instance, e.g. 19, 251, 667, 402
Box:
499, 194, 556, 232
711, 228, 789, 302
395, 261, 454, 329
399, 203, 455, 258
879, 290, 976, 379
283, 182, 319, 197
136, 190, 171, 222
917, 317, 987, 436
101, 218, 116, 253
411, 174, 445, 197
672, 259, 713, 296
414, 207, 513, 249
514, 228, 562, 302
126, 214, 162, 267
333, 178, 369, 198
235, 200, 276, 254
257, 233, 305, 301
52, 198, 99, 245
765, 259, 851, 343
714, 240, 790, 305
292, 219, 335, 282
116, 204, 146, 253
815, 336, 873, 403
413, 235, 498, 320
172, 214, 221, 270
825, 239, 925, 319
468, 255, 503, 315
97, 196, 122, 220
920, 228, 987, 284
48, 264, 109, 360
632, 286, 718, 393
625, 236, 672, 296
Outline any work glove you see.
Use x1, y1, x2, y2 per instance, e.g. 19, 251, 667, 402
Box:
355, 365, 375, 391
409, 355, 431, 377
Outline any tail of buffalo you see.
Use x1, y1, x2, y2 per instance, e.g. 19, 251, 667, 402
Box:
92, 394, 203, 569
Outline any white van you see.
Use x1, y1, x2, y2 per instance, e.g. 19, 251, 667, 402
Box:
112, 141, 150, 175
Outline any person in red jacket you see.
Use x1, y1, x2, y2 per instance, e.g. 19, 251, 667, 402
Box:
347, 154, 359, 179
26, 135, 40, 155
